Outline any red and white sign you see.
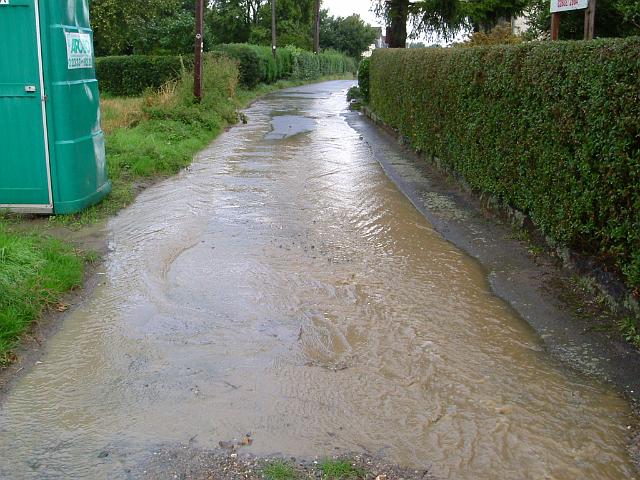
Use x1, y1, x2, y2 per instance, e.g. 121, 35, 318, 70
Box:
551, 0, 588, 12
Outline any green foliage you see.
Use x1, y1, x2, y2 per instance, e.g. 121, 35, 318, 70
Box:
357, 57, 371, 103
263, 460, 299, 480
212, 44, 264, 88
347, 86, 362, 102
206, 0, 256, 45
620, 316, 640, 347
616, 0, 640, 29
320, 12, 379, 60
107, 55, 239, 178
456, 24, 522, 46
91, 0, 210, 55
374, 0, 527, 44
370, 38, 640, 290
0, 225, 83, 362
96, 55, 191, 96
287, 47, 355, 81
212, 44, 354, 87
320, 459, 364, 480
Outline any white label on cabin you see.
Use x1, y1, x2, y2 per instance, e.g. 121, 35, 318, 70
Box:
0, 1, 10, 6
550, 0, 588, 12
65, 32, 93, 69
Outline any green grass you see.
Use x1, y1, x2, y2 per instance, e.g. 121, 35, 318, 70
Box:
320, 459, 364, 480
619, 316, 640, 348
263, 460, 299, 480
0, 224, 84, 364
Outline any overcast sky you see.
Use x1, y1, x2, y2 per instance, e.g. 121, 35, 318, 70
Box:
322, 0, 468, 45
323, 0, 383, 28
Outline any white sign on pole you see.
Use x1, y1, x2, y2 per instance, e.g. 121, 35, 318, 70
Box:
551, 0, 588, 13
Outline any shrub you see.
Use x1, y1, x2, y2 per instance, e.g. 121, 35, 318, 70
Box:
369, 38, 640, 289
455, 24, 523, 47
96, 55, 191, 96
285, 46, 354, 80
357, 57, 370, 102
98, 46, 354, 94
212, 44, 264, 88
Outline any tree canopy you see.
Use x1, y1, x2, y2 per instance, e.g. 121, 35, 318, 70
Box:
91, 0, 379, 59
375, 0, 529, 47
374, 0, 640, 47
320, 12, 379, 59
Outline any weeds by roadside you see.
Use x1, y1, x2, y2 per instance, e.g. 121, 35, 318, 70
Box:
263, 460, 299, 480
262, 458, 365, 480
0, 223, 85, 364
321, 459, 365, 479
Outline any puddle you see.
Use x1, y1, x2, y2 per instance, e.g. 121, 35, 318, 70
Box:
265, 114, 316, 140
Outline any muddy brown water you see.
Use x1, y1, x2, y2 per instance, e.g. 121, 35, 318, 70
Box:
0, 81, 636, 479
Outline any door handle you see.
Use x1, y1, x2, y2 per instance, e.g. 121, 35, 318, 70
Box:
24, 85, 36, 93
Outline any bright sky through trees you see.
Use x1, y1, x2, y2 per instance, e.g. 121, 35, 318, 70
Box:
323, 0, 382, 28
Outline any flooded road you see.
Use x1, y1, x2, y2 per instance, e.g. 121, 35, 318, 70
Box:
0, 81, 636, 479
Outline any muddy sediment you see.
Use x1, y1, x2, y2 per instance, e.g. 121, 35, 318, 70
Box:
0, 81, 638, 479
138, 448, 433, 479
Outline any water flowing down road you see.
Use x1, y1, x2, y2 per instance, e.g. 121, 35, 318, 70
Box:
0, 81, 636, 479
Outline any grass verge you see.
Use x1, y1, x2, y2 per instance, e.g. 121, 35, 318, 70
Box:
0, 223, 86, 364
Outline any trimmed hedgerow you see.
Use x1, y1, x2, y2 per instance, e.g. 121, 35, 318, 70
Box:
98, 47, 355, 95
96, 55, 192, 96
212, 44, 264, 88
288, 47, 356, 80
214, 44, 355, 86
357, 57, 370, 103
369, 38, 640, 289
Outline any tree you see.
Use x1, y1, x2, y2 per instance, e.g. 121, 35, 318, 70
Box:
378, 0, 409, 47
320, 12, 379, 59
206, 0, 253, 44
374, 0, 528, 46
615, 0, 640, 29
250, 0, 316, 49
91, 0, 203, 55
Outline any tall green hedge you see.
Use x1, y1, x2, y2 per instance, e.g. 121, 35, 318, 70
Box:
97, 47, 355, 95
213, 44, 355, 87
96, 55, 192, 96
358, 57, 370, 102
368, 38, 640, 289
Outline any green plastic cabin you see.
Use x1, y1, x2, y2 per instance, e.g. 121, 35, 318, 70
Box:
0, 0, 110, 214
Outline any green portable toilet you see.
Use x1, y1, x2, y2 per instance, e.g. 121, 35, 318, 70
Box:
0, 0, 110, 214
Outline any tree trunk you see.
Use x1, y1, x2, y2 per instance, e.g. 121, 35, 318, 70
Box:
386, 0, 409, 48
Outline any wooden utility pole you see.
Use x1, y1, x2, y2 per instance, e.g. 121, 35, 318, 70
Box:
314, 0, 321, 54
551, 12, 560, 40
271, 0, 277, 58
194, 0, 204, 102
584, 0, 596, 40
